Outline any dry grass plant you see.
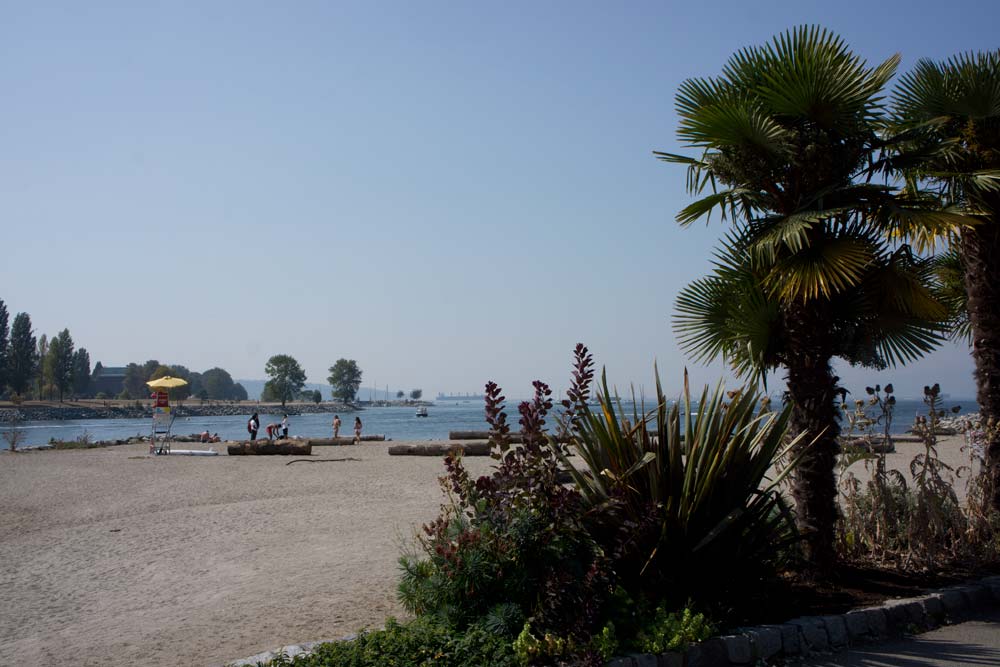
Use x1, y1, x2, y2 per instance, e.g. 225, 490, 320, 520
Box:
838, 384, 1000, 569
2, 416, 25, 452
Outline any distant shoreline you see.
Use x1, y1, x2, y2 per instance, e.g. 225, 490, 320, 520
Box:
0, 399, 424, 424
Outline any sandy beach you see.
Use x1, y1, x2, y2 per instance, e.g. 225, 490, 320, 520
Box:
0, 434, 978, 667
0, 441, 495, 667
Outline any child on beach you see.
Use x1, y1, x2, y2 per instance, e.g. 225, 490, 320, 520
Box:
266, 423, 282, 440
353, 417, 362, 444
281, 414, 289, 439
332, 415, 341, 438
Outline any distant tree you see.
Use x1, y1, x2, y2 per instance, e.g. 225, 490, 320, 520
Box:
312, 389, 322, 404
50, 329, 75, 402
232, 382, 248, 401
0, 299, 9, 392
142, 359, 161, 381
197, 389, 209, 401
43, 336, 59, 400
264, 354, 307, 407
187, 371, 204, 399
167, 364, 192, 400
72, 348, 91, 397
328, 359, 363, 404
410, 388, 423, 401
122, 363, 147, 399
35, 334, 48, 398
396, 390, 405, 400
7, 313, 37, 396
201, 367, 236, 400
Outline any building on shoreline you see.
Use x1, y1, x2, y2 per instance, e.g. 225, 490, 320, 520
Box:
91, 366, 127, 396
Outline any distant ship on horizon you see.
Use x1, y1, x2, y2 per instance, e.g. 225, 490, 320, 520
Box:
436, 392, 486, 402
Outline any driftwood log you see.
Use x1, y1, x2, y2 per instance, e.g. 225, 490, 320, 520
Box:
227, 440, 312, 456
306, 434, 385, 446
388, 442, 492, 457
448, 431, 571, 443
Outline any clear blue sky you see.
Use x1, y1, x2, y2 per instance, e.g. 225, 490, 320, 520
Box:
2, 1, 996, 401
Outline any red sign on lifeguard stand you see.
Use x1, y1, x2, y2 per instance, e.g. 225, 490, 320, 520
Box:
155, 391, 169, 408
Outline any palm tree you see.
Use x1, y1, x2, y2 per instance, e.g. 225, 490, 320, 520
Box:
892, 50, 1000, 510
657, 26, 949, 567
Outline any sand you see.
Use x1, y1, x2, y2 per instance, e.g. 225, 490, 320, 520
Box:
0, 434, 978, 667
0, 441, 494, 667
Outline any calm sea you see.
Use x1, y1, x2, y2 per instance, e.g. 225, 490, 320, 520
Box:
2, 398, 979, 449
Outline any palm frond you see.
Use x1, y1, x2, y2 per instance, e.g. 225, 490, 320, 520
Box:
932, 246, 972, 344
748, 208, 849, 257
676, 92, 792, 154
764, 236, 876, 301
676, 188, 759, 226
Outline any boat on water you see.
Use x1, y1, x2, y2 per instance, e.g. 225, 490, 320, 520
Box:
415, 407, 429, 417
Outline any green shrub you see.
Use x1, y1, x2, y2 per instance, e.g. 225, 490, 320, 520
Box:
560, 348, 802, 609
398, 377, 613, 652
632, 606, 714, 654
262, 618, 518, 667
512, 621, 618, 666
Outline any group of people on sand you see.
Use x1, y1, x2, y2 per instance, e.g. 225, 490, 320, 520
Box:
331, 414, 363, 444
244, 412, 363, 444
246, 413, 289, 441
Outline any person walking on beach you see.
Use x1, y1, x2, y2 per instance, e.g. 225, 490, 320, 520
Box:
248, 412, 260, 441
353, 417, 362, 445
281, 414, 289, 439
332, 415, 341, 438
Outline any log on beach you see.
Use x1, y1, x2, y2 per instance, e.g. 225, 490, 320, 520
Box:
448, 431, 571, 443
388, 442, 492, 457
227, 440, 312, 456
307, 434, 386, 446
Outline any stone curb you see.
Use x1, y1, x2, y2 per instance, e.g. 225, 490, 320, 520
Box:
608, 574, 1000, 667
225, 576, 1000, 666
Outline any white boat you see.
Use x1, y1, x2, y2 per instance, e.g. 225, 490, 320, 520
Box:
415, 407, 429, 417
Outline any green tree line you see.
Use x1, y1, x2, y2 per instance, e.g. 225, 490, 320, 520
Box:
0, 301, 247, 402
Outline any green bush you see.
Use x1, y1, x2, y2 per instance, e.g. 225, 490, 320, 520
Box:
262, 618, 518, 667
398, 378, 612, 652
561, 356, 802, 609
632, 606, 714, 654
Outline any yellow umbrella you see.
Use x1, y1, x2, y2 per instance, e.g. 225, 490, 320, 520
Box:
146, 376, 189, 389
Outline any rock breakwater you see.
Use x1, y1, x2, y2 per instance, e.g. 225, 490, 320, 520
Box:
0, 402, 357, 424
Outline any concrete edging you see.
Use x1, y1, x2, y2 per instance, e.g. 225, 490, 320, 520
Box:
226, 576, 1000, 667
608, 575, 1000, 667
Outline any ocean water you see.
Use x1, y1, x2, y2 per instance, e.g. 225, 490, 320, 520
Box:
2, 398, 979, 449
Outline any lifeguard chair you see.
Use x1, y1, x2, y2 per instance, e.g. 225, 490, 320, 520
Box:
146, 376, 188, 455
151, 407, 174, 454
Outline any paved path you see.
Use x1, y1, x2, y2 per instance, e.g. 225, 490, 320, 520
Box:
797, 609, 1000, 666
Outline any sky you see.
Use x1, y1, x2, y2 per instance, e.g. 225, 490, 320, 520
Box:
2, 0, 997, 401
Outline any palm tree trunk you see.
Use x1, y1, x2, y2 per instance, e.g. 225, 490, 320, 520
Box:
961, 223, 1000, 510
783, 302, 840, 571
